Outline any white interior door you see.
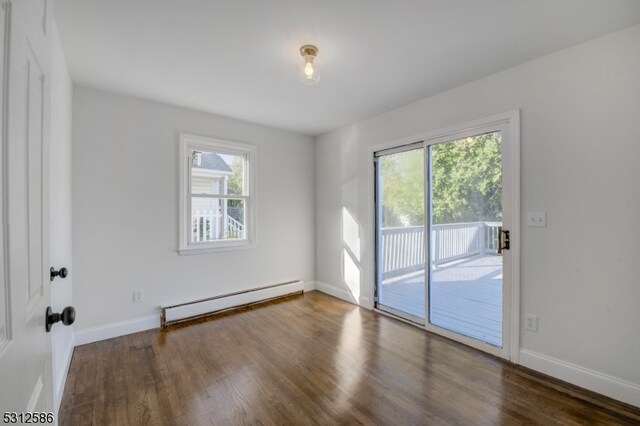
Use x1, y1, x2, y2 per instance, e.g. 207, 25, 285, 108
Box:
0, 0, 54, 416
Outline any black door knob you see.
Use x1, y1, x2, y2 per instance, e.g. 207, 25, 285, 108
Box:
50, 267, 68, 281
45, 306, 75, 332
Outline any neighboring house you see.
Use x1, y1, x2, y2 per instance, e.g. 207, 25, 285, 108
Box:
191, 151, 235, 240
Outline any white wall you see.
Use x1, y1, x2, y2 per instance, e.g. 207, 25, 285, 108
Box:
72, 88, 315, 334
49, 23, 74, 412
316, 25, 640, 405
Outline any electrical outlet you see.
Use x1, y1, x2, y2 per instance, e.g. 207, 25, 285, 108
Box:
527, 211, 546, 227
132, 289, 144, 303
525, 314, 538, 332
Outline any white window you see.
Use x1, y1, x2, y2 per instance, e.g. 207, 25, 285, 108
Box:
178, 133, 256, 254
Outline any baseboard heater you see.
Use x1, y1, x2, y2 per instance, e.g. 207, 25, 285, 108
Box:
160, 279, 304, 328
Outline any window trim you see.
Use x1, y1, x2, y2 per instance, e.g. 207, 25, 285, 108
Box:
178, 133, 257, 255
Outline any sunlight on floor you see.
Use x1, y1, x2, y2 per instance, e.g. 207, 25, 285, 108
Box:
335, 309, 365, 411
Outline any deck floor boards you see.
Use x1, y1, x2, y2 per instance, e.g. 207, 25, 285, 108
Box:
378, 255, 503, 346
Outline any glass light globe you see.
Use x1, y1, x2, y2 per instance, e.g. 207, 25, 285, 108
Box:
299, 57, 320, 86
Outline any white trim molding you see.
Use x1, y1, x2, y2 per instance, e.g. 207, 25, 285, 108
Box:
316, 281, 370, 307
178, 133, 257, 255
76, 282, 317, 346
303, 281, 317, 292
0, 0, 11, 359
519, 349, 640, 408
74, 315, 160, 346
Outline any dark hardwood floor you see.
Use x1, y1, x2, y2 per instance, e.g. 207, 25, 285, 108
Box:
59, 291, 640, 425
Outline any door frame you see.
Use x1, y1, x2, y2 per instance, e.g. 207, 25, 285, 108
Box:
368, 110, 520, 362
373, 141, 426, 325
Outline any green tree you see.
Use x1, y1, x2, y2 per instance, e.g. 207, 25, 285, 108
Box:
380, 149, 424, 227
379, 132, 502, 226
431, 132, 502, 224
226, 157, 245, 220
226, 157, 244, 195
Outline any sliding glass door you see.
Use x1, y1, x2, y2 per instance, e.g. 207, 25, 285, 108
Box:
374, 144, 426, 324
374, 116, 515, 358
428, 132, 504, 347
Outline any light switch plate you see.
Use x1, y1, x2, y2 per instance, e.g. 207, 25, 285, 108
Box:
527, 211, 546, 227
133, 289, 144, 303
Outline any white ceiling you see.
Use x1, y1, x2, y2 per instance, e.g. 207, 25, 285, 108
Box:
55, 0, 640, 136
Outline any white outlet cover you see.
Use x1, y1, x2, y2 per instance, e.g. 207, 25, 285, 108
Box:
527, 211, 546, 228
525, 314, 538, 332
133, 289, 144, 303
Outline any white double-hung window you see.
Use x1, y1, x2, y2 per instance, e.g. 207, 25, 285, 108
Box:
178, 133, 256, 254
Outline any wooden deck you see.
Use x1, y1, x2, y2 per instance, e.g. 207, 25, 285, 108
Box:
378, 254, 502, 346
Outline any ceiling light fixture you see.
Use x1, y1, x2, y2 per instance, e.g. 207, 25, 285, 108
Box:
299, 44, 320, 86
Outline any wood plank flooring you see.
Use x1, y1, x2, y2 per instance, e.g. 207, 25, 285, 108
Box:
59, 291, 640, 425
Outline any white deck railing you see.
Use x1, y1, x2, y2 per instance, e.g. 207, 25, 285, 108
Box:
380, 226, 425, 279
192, 210, 244, 242
380, 222, 501, 278
227, 216, 244, 238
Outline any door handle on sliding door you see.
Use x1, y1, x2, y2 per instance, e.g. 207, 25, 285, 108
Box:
498, 228, 510, 254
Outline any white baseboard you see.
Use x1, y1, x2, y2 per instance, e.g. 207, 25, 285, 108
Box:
75, 281, 314, 346
519, 349, 640, 408
315, 281, 370, 307
304, 281, 317, 292
74, 315, 160, 346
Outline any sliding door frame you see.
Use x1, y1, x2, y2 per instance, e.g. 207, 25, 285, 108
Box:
368, 110, 520, 362
374, 142, 426, 325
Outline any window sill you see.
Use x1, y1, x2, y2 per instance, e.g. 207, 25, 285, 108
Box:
178, 242, 257, 256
